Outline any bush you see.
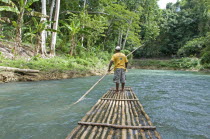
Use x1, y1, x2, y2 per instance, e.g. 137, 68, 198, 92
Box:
0, 55, 108, 72
171, 57, 200, 69
201, 51, 210, 64
177, 37, 205, 57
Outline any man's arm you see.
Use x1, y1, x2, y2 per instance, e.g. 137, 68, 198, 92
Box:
108, 61, 113, 72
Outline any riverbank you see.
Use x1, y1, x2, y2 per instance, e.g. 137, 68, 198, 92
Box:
0, 40, 111, 83
1, 53, 210, 83
0, 69, 105, 83
0, 55, 108, 83
130, 58, 210, 72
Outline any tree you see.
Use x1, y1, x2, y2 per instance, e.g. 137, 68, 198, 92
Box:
133, 0, 161, 57
24, 17, 49, 55
40, 0, 47, 56
101, 2, 141, 51
61, 18, 82, 56
50, 0, 60, 56
0, 0, 47, 55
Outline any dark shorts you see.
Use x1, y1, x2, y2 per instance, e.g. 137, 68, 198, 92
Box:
113, 68, 126, 83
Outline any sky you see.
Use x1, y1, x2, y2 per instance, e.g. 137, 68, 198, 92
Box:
158, 0, 178, 9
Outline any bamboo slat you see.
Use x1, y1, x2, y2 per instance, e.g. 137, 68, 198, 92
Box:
66, 91, 108, 139
106, 92, 120, 139
128, 89, 147, 139
121, 92, 126, 139
124, 92, 134, 139
101, 98, 139, 101
66, 87, 161, 139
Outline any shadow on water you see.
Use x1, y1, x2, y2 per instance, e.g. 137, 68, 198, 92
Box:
0, 69, 210, 139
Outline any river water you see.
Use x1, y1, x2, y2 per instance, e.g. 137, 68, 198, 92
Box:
0, 69, 210, 139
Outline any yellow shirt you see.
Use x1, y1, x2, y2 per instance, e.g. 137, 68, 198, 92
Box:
111, 52, 128, 70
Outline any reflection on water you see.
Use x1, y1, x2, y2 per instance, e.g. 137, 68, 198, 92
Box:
0, 69, 210, 139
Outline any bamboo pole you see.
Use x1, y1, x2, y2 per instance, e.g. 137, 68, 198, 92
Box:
124, 91, 134, 139
126, 91, 138, 139
143, 116, 153, 138
115, 90, 122, 138
72, 73, 108, 105
129, 88, 146, 139
130, 89, 162, 139
121, 92, 127, 139
109, 91, 121, 138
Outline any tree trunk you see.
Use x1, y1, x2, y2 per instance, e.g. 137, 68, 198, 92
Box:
118, 30, 123, 47
35, 35, 41, 55
48, 0, 55, 35
15, 16, 22, 55
69, 35, 75, 56
103, 18, 114, 46
15, 0, 28, 55
50, 0, 60, 56
122, 19, 132, 50
81, 0, 86, 47
40, 0, 47, 56
84, 0, 87, 7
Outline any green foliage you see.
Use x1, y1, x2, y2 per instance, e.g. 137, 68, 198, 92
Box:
132, 57, 201, 70
121, 49, 130, 56
139, 0, 161, 42
0, 0, 19, 13
101, 1, 142, 50
139, 0, 210, 58
170, 57, 201, 69
201, 51, 210, 64
200, 32, 210, 64
121, 49, 133, 61
178, 37, 205, 57
0, 55, 109, 71
61, 18, 81, 35
0, 6, 19, 13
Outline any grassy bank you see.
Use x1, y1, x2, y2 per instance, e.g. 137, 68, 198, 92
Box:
0, 54, 109, 72
131, 57, 210, 71
0, 54, 111, 82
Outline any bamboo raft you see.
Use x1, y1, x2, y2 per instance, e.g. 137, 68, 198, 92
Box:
66, 87, 161, 139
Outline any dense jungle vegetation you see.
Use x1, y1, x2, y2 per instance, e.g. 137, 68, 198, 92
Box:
0, 0, 210, 71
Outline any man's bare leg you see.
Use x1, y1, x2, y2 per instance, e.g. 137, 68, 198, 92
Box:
116, 83, 119, 93
121, 83, 125, 92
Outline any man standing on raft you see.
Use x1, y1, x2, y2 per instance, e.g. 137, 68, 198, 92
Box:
108, 46, 128, 92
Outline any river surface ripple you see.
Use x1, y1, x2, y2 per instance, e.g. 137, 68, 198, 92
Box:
0, 69, 210, 139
